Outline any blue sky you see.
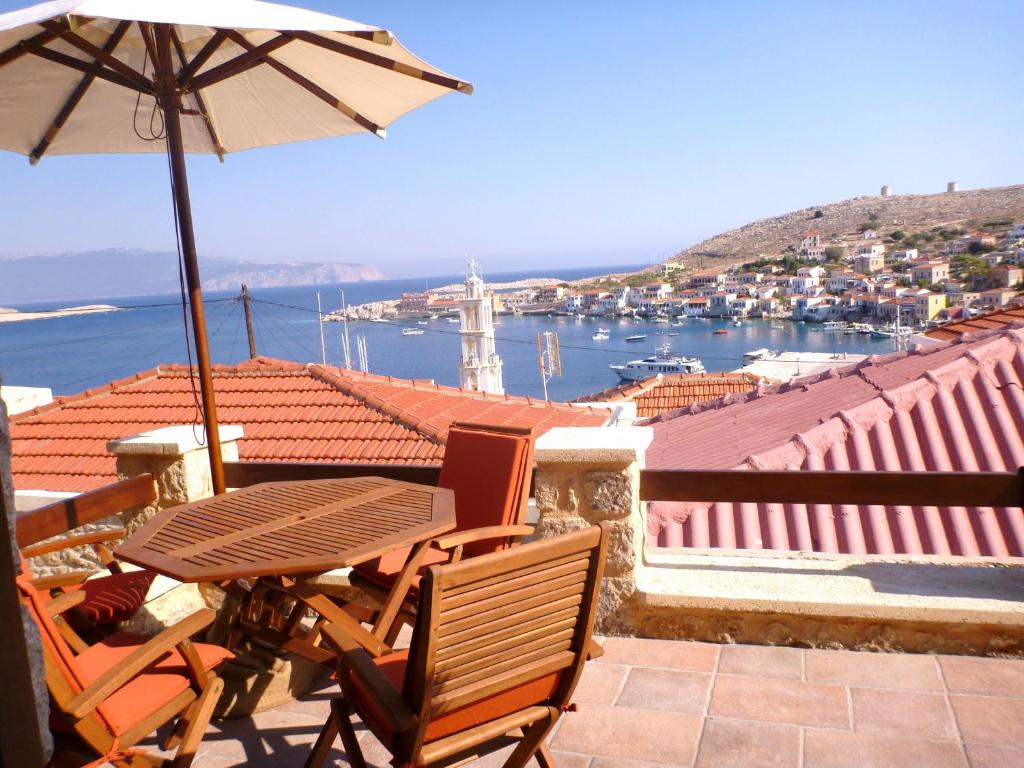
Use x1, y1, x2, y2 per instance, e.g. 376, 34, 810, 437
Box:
0, 0, 1021, 276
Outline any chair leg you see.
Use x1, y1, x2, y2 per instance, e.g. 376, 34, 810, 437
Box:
168, 676, 223, 768
383, 614, 407, 648
162, 695, 203, 751
535, 742, 557, 768
501, 709, 559, 768
305, 698, 367, 768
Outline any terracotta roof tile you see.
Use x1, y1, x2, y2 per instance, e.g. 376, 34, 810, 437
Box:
923, 306, 1024, 341
575, 373, 767, 418
646, 328, 1024, 558
10, 358, 608, 493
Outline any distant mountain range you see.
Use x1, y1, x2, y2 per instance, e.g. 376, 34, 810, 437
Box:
0, 248, 384, 303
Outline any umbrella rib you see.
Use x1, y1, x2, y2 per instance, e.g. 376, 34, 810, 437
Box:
29, 20, 132, 165
38, 20, 152, 92
169, 27, 225, 161
20, 42, 146, 93
187, 33, 294, 93
176, 29, 229, 89
0, 28, 57, 69
287, 30, 473, 94
223, 30, 384, 137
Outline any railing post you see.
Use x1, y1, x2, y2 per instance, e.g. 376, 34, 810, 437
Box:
534, 426, 653, 635
108, 424, 243, 534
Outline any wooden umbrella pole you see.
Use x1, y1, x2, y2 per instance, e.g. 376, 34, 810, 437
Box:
155, 24, 226, 495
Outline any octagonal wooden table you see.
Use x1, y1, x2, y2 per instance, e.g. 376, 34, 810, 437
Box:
117, 476, 455, 660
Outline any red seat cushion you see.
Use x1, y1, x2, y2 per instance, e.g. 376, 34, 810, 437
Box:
351, 545, 451, 599
64, 570, 156, 629
76, 631, 233, 736
438, 428, 529, 559
351, 650, 560, 744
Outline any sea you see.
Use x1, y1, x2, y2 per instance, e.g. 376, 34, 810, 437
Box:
0, 264, 895, 403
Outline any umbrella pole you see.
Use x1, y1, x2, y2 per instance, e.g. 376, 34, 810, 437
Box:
156, 26, 226, 495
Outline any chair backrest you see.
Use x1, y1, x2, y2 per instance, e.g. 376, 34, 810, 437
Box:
15, 575, 119, 743
401, 523, 608, 749
437, 422, 535, 559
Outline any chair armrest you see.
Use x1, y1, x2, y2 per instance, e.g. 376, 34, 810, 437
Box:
28, 570, 92, 590
432, 525, 535, 551
46, 590, 86, 616
66, 609, 217, 719
322, 623, 418, 734
20, 528, 127, 559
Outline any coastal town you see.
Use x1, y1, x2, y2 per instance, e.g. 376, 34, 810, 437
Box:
377, 192, 1024, 333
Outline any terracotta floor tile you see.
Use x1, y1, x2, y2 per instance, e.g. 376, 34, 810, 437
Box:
598, 636, 719, 672
963, 743, 1024, 768
552, 703, 702, 764
709, 675, 849, 729
203, 708, 330, 766
805, 649, 942, 691
850, 687, 957, 740
616, 667, 712, 714
573, 662, 629, 705
591, 759, 676, 768
695, 717, 800, 768
950, 694, 1024, 747
803, 729, 967, 768
939, 655, 1024, 698
718, 644, 803, 680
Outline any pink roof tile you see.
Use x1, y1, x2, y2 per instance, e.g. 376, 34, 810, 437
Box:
646, 329, 1024, 557
10, 357, 607, 493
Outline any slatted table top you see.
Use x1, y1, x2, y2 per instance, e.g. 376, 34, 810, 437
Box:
116, 477, 456, 582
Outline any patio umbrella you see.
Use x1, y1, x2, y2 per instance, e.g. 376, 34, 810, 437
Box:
0, 0, 471, 494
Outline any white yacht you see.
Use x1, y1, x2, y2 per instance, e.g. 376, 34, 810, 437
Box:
592, 330, 609, 341
401, 327, 425, 336
610, 344, 706, 381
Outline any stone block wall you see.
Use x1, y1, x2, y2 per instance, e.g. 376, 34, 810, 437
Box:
534, 426, 652, 636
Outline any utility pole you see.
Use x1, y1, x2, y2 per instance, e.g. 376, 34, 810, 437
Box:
316, 291, 327, 365
241, 283, 256, 359
536, 330, 561, 401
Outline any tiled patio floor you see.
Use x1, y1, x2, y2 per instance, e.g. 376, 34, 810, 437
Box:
169, 638, 1024, 768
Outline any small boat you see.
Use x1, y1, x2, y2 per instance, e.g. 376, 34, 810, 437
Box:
770, 323, 786, 330
428, 314, 439, 320
667, 332, 679, 337
597, 327, 610, 334
592, 331, 609, 341
625, 334, 647, 342
652, 316, 669, 324
416, 320, 428, 325
713, 329, 728, 335
446, 317, 460, 324
609, 343, 706, 381
369, 317, 389, 323
732, 318, 741, 326
401, 327, 425, 336
743, 347, 773, 362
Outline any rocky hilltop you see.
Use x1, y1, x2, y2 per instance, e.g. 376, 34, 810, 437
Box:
668, 184, 1024, 270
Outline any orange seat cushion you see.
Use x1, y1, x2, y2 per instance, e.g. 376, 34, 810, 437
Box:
351, 650, 560, 744
75, 631, 233, 735
351, 545, 451, 599
65, 570, 156, 629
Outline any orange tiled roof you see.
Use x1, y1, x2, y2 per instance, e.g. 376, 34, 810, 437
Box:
10, 357, 608, 493
574, 372, 766, 418
923, 306, 1024, 341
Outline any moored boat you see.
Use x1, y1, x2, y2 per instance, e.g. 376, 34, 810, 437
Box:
609, 344, 706, 381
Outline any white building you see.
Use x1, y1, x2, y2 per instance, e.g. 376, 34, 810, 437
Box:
458, 259, 504, 395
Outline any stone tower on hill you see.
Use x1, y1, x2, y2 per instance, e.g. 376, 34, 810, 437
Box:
458, 258, 504, 395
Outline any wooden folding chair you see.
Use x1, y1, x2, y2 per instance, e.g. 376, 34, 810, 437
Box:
19, 516, 156, 636
348, 422, 536, 644
307, 522, 609, 768
16, 572, 232, 767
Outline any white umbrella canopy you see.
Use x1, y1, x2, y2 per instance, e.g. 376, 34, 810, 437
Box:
0, 0, 472, 157
0, 0, 471, 493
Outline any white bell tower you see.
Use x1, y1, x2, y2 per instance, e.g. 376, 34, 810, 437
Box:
458, 258, 504, 394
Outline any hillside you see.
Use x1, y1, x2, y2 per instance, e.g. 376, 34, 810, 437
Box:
667, 184, 1024, 271
0, 249, 383, 303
